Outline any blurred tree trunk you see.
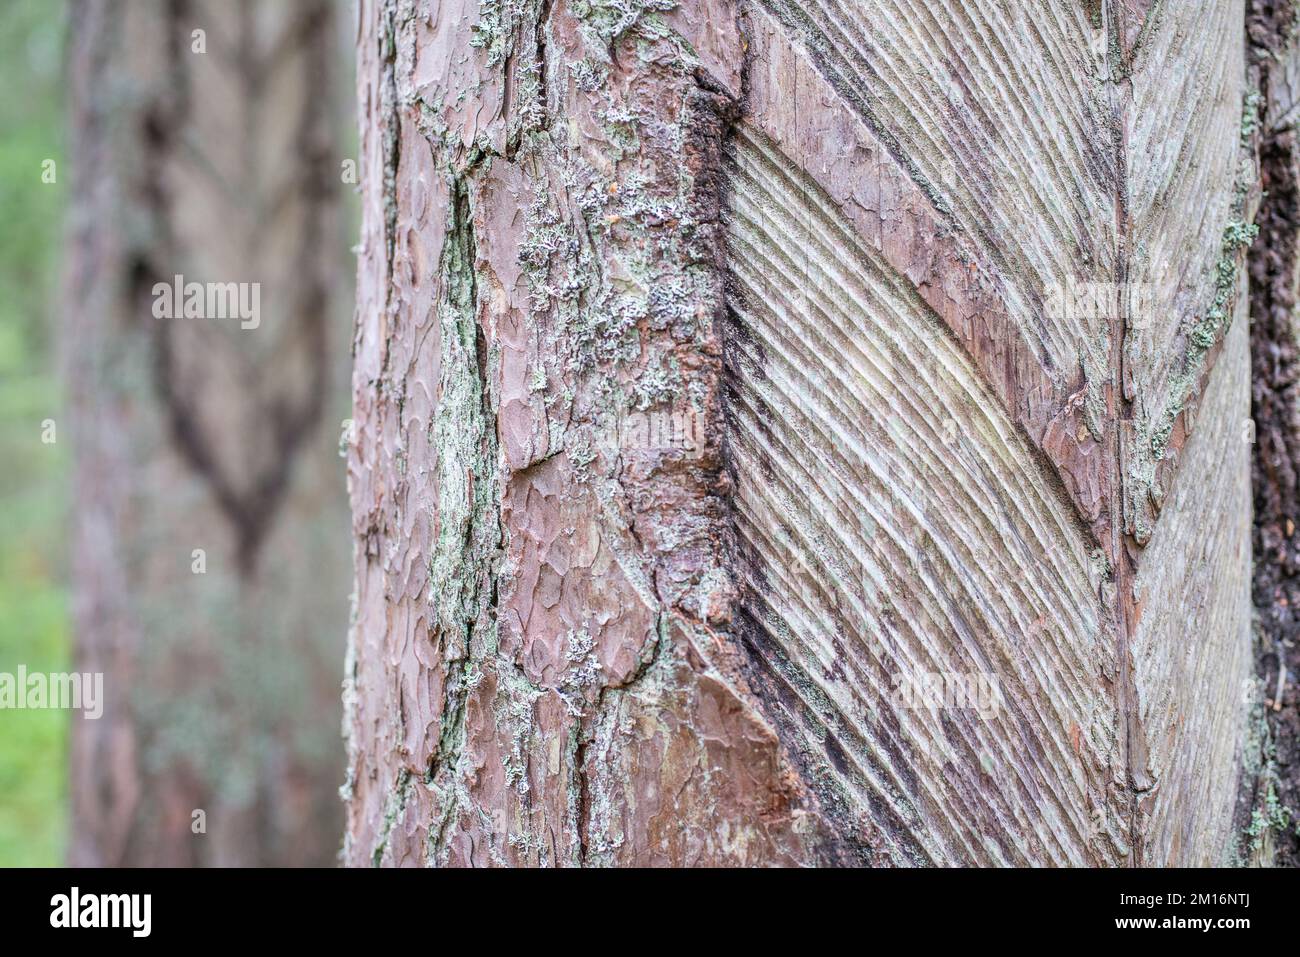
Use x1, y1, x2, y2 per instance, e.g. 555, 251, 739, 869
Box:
65, 0, 349, 866
1245, 0, 1300, 869
344, 0, 1264, 866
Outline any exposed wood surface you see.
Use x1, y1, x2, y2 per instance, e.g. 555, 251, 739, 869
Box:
724, 125, 1118, 865
748, 0, 1111, 530
1122, 0, 1248, 545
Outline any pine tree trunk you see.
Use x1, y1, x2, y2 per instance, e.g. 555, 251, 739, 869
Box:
65, 0, 348, 866
345, 0, 1266, 865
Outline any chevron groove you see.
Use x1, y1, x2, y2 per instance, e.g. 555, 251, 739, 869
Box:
758, 0, 1116, 370
724, 126, 1120, 865
728, 0, 1255, 865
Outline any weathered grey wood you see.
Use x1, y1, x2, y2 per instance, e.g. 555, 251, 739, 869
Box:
732, 0, 1256, 866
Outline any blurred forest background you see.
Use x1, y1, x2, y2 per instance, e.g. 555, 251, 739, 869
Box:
0, 0, 71, 867
0, 0, 358, 865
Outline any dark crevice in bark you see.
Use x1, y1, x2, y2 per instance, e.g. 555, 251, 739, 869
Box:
573, 723, 591, 866
1245, 0, 1300, 869
423, 168, 506, 865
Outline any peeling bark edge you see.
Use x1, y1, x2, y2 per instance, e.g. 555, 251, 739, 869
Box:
1243, 0, 1300, 870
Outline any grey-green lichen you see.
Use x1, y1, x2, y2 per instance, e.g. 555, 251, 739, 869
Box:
1122, 101, 1259, 542
1244, 784, 1297, 850
428, 174, 500, 642
1147, 218, 1258, 464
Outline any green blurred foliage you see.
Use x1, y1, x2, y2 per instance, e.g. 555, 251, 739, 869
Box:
0, 0, 69, 867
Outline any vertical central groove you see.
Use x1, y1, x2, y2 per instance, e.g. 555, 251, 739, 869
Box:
1102, 0, 1150, 866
